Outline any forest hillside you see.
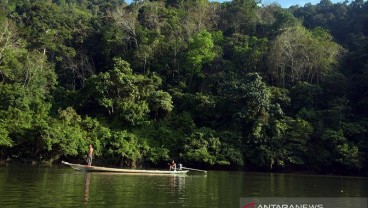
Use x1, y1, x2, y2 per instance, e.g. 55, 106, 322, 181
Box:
0, 0, 367, 175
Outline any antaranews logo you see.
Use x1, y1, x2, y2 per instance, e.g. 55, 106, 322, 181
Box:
240, 197, 368, 208
241, 201, 323, 208
243, 201, 255, 208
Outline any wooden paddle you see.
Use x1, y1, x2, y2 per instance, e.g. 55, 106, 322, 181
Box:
181, 167, 207, 173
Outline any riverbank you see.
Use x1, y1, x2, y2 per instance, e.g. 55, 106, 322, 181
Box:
1, 157, 367, 177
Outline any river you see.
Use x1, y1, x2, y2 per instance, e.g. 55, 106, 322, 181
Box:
0, 164, 367, 207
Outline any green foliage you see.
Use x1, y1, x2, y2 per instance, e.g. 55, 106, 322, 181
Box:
44, 107, 87, 156
187, 30, 216, 67
40, 107, 112, 161
230, 34, 268, 73
13, 2, 76, 58
257, 5, 300, 38
242, 79, 314, 169
82, 58, 172, 125
182, 128, 243, 166
0, 16, 58, 160
220, 0, 258, 35
245, 116, 312, 169
144, 146, 170, 164
183, 131, 220, 165
148, 90, 173, 119
107, 130, 143, 167
290, 82, 322, 112
320, 129, 361, 170
186, 30, 216, 79
0, 0, 367, 175
132, 112, 193, 160
0, 122, 11, 147
267, 25, 342, 86
105, 129, 170, 167
230, 73, 271, 124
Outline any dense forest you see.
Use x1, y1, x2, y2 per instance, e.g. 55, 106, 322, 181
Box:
0, 0, 367, 175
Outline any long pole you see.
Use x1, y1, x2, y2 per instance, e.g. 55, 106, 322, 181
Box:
182, 167, 207, 173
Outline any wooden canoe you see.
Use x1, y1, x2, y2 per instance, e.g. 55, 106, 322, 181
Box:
61, 161, 189, 174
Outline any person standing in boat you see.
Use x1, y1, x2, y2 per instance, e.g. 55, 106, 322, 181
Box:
168, 160, 176, 171
86, 144, 94, 166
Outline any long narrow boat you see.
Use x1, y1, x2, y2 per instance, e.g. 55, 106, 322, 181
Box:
61, 161, 189, 174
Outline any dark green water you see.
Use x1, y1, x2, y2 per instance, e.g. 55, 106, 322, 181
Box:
0, 164, 367, 207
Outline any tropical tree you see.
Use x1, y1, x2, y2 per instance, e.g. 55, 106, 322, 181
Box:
182, 127, 243, 166
186, 30, 216, 84
219, 0, 258, 35
226, 34, 268, 74
82, 58, 173, 125
267, 25, 342, 86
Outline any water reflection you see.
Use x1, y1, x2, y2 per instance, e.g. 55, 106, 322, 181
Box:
168, 175, 186, 192
0, 166, 366, 208
83, 173, 90, 204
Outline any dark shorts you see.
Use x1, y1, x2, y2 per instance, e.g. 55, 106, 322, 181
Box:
86, 156, 92, 164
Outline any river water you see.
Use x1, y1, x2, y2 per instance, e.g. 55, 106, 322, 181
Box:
0, 164, 367, 207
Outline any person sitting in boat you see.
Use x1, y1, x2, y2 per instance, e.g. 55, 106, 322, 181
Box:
168, 160, 176, 171
86, 144, 94, 166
